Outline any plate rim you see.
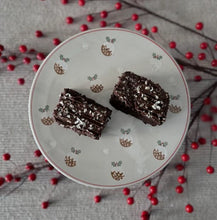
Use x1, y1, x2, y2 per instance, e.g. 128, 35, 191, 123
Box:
28, 28, 191, 189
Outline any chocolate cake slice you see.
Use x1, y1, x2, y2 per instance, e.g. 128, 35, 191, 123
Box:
53, 89, 112, 139
110, 72, 169, 126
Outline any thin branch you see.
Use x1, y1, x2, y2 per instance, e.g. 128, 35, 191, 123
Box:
120, 0, 217, 43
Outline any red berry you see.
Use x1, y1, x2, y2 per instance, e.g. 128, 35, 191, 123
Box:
115, 2, 122, 10
100, 11, 108, 18
28, 173, 36, 181
94, 195, 101, 203
175, 164, 184, 171
135, 23, 142, 31
66, 16, 73, 24
1, 57, 7, 63
198, 53, 206, 60
0, 52, 1, 57
41, 201, 49, 209
141, 28, 149, 35
151, 197, 158, 205
14, 176, 21, 182
141, 211, 149, 218
19, 45, 27, 53
211, 124, 217, 131
198, 137, 206, 145
80, 24, 88, 32
195, 22, 203, 30
151, 26, 158, 33
179, 64, 184, 70
7, 64, 15, 71
211, 106, 217, 113
23, 57, 31, 64
0, 44, 4, 51
127, 197, 134, 205
78, 0, 85, 6
35, 30, 43, 37
100, 20, 107, 27
33, 64, 40, 72
191, 142, 199, 149
149, 186, 157, 194
17, 78, 25, 85
200, 42, 208, 49
215, 43, 217, 50
147, 193, 153, 200
86, 15, 94, 22
211, 59, 217, 67
169, 41, 176, 49
144, 179, 151, 187
50, 177, 58, 185
131, 13, 139, 21
9, 55, 17, 61
48, 165, 54, 170
122, 187, 130, 195
181, 153, 190, 162
29, 48, 36, 53
176, 185, 184, 193
2, 153, 10, 161
201, 114, 212, 122
44, 158, 48, 163
53, 38, 61, 46
0, 177, 5, 186
211, 139, 217, 146
34, 149, 42, 157
194, 75, 202, 82
115, 22, 122, 28
206, 166, 214, 174
5, 174, 13, 182
36, 52, 45, 60
185, 52, 193, 59
185, 204, 194, 213
204, 97, 211, 105
25, 162, 34, 170
177, 176, 186, 184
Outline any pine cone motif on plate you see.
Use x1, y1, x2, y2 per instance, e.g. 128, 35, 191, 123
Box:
101, 45, 112, 56
111, 171, 125, 181
41, 117, 54, 125
119, 138, 132, 147
54, 63, 64, 75
90, 84, 104, 93
169, 104, 182, 113
65, 156, 76, 167
153, 149, 165, 160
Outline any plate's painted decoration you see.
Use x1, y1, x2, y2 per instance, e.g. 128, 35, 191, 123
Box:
152, 52, 162, 60
169, 94, 182, 113
38, 105, 49, 113
111, 171, 125, 181
71, 147, 81, 155
119, 128, 133, 147
101, 36, 116, 56
38, 105, 54, 126
88, 74, 104, 93
54, 54, 70, 75
111, 160, 124, 181
65, 156, 76, 167
41, 117, 54, 126
153, 140, 168, 160
111, 161, 122, 167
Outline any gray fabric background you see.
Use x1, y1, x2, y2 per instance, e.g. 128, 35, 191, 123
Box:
0, 0, 217, 219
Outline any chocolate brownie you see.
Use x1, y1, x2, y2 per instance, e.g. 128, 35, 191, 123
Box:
110, 72, 169, 126
53, 89, 112, 139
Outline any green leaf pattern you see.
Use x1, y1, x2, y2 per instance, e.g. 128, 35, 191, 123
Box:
38, 105, 49, 113
87, 74, 98, 81
120, 128, 131, 135
111, 161, 122, 167
59, 54, 70, 62
152, 52, 162, 60
157, 140, 168, 147
71, 147, 81, 155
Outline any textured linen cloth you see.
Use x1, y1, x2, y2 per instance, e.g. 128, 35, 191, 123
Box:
0, 0, 217, 219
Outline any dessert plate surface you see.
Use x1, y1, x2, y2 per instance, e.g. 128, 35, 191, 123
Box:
29, 28, 190, 188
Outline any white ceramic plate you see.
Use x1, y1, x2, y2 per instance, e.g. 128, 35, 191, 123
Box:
29, 28, 190, 188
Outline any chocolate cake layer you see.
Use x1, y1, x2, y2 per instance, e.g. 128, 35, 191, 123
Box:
53, 89, 112, 139
110, 72, 169, 126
